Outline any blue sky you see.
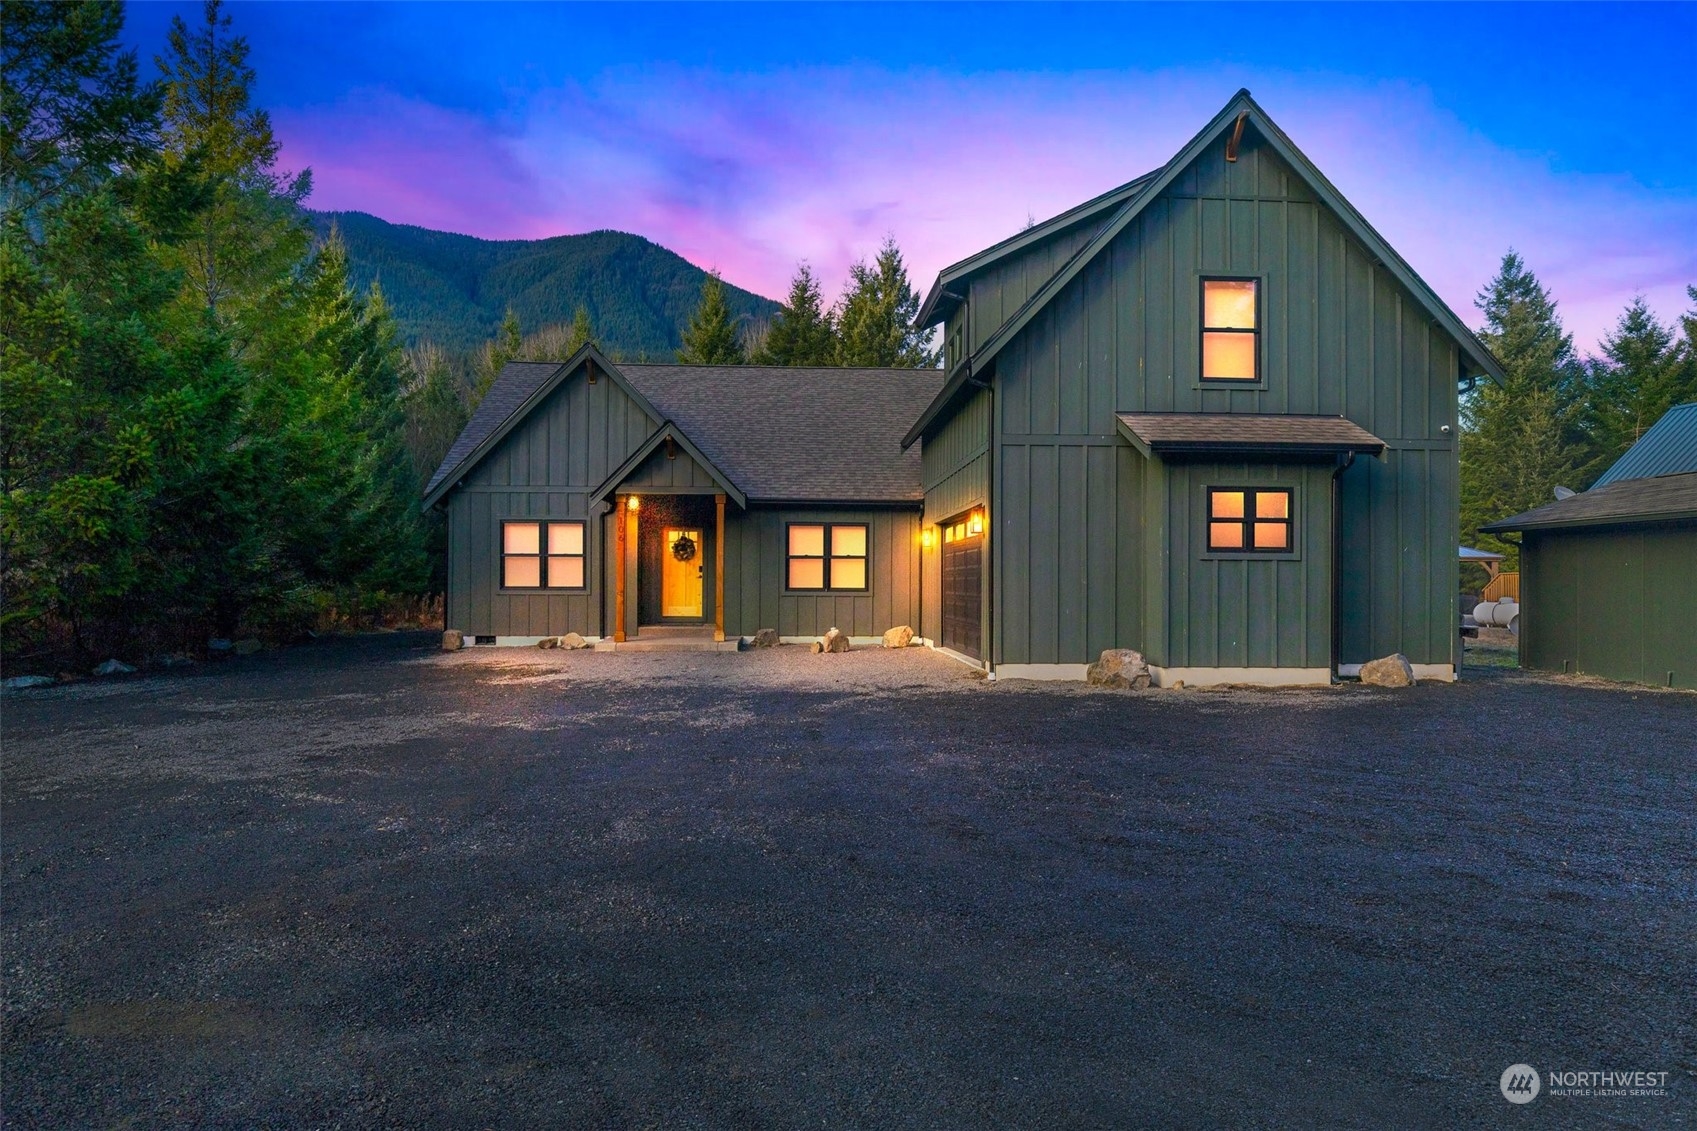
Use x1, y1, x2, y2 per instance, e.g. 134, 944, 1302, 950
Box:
122, 2, 1696, 351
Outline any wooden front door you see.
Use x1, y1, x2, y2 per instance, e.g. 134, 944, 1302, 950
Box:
661, 527, 705, 619
941, 528, 983, 659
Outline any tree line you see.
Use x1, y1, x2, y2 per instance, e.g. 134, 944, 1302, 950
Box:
1463, 253, 1697, 576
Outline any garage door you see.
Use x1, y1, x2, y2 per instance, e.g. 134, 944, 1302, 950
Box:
941, 527, 983, 660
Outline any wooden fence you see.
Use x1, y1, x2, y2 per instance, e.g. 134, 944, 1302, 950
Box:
1483, 572, 1520, 602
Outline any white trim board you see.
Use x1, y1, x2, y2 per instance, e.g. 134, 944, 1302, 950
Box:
486, 635, 604, 647
1337, 663, 1456, 683
1151, 666, 1333, 688
995, 663, 1090, 682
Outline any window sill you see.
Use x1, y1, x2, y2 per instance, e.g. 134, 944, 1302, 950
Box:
1198, 550, 1302, 563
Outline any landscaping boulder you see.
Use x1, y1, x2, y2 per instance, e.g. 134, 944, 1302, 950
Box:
233, 638, 262, 656
3, 674, 55, 691
559, 632, 589, 650
1359, 653, 1415, 688
751, 628, 780, 648
93, 659, 136, 676
819, 627, 850, 654
537, 636, 559, 649
442, 629, 464, 652
882, 625, 915, 649
1087, 648, 1151, 690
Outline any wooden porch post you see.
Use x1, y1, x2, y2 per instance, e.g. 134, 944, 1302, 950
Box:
714, 492, 726, 642
614, 495, 627, 642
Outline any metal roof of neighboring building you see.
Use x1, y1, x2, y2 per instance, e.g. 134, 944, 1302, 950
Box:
1115, 412, 1387, 458
424, 354, 945, 506
1481, 470, 1697, 532
1590, 402, 1697, 487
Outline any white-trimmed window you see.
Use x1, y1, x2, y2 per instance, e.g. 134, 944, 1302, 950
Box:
1207, 488, 1292, 552
1201, 278, 1259, 381
502, 520, 586, 589
787, 523, 868, 591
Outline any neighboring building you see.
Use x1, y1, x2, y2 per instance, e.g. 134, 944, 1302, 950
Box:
1482, 403, 1697, 689
905, 89, 1501, 684
423, 358, 939, 645
427, 89, 1504, 684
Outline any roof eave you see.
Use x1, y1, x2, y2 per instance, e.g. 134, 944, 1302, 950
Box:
587, 421, 748, 510
1483, 508, 1697, 534
900, 360, 977, 450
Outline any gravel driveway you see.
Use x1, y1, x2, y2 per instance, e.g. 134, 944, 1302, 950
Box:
4, 633, 1693, 1128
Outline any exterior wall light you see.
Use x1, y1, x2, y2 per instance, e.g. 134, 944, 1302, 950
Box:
921, 528, 936, 549
627, 496, 640, 511
969, 510, 984, 536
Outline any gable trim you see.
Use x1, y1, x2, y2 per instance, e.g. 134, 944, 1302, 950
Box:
588, 421, 748, 509
421, 345, 664, 509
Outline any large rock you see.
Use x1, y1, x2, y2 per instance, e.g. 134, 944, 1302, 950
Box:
3, 674, 55, 691
751, 628, 780, 648
92, 659, 136, 676
1359, 653, 1415, 688
1087, 648, 1151, 690
819, 627, 850, 654
442, 629, 464, 651
537, 635, 559, 649
882, 625, 915, 649
559, 632, 589, 650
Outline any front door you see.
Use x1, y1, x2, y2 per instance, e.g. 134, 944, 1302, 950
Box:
661, 527, 705, 618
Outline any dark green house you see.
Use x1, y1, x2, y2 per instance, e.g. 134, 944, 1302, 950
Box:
423, 357, 938, 646
428, 90, 1502, 683
1482, 403, 1697, 688
906, 89, 1502, 684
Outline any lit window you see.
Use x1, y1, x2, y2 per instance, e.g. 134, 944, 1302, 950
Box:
1201, 279, 1258, 381
1207, 488, 1291, 553
503, 520, 587, 588
787, 523, 869, 591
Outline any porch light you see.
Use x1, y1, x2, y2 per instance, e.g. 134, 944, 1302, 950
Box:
968, 510, 984, 536
627, 495, 640, 511
921, 528, 936, 549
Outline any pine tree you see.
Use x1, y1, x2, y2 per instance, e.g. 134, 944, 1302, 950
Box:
0, 1, 164, 220
473, 307, 523, 403
834, 236, 939, 368
1588, 296, 1695, 469
155, 0, 310, 326
677, 271, 746, 364
566, 305, 596, 354
754, 263, 836, 365
1460, 251, 1595, 565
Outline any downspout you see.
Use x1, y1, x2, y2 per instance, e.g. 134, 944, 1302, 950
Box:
944, 288, 995, 677
1330, 450, 1356, 681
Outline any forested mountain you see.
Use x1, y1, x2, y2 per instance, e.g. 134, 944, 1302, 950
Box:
307, 211, 780, 356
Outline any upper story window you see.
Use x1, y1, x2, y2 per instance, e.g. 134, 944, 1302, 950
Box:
787, 523, 868, 591
1201, 278, 1259, 381
502, 520, 586, 589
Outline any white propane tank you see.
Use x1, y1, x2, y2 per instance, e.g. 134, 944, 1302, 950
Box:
1508, 613, 1520, 635
1473, 601, 1496, 625
1492, 597, 1519, 627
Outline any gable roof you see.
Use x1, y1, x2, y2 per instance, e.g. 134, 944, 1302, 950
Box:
1115, 412, 1386, 459
421, 345, 662, 508
1481, 471, 1697, 532
1590, 402, 1697, 487
904, 89, 1508, 448
913, 169, 1159, 330
588, 421, 747, 509
617, 364, 942, 502
424, 354, 946, 508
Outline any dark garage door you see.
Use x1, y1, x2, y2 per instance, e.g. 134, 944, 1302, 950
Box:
941, 531, 983, 660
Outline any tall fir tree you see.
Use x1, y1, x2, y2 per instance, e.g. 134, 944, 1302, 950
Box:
473, 307, 523, 402
1588, 295, 1695, 469
677, 271, 746, 364
1459, 250, 1596, 566
834, 236, 939, 368
754, 263, 836, 365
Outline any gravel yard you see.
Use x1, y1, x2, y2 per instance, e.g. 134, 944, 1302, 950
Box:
3, 632, 1694, 1128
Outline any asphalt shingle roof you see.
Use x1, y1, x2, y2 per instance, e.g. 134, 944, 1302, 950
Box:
619, 364, 942, 501
1115, 412, 1386, 455
424, 360, 945, 504
1481, 471, 1697, 532
1590, 402, 1697, 487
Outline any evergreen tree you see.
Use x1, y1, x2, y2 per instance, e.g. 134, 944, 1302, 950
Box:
155, 0, 310, 328
473, 307, 522, 402
1588, 296, 1695, 469
677, 271, 746, 364
754, 263, 835, 365
1460, 250, 1595, 565
835, 236, 939, 368
566, 304, 596, 355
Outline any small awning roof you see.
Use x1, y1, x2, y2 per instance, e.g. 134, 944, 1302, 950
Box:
1115, 413, 1386, 459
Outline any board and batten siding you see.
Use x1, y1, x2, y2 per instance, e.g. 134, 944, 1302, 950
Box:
619, 441, 722, 492
986, 128, 1459, 668
446, 364, 658, 636
920, 387, 991, 647
1519, 523, 1697, 689
722, 507, 921, 639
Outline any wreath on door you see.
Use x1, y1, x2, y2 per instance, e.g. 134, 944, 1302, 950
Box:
670, 533, 697, 562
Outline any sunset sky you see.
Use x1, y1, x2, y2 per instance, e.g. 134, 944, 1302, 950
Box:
122, 2, 1696, 352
